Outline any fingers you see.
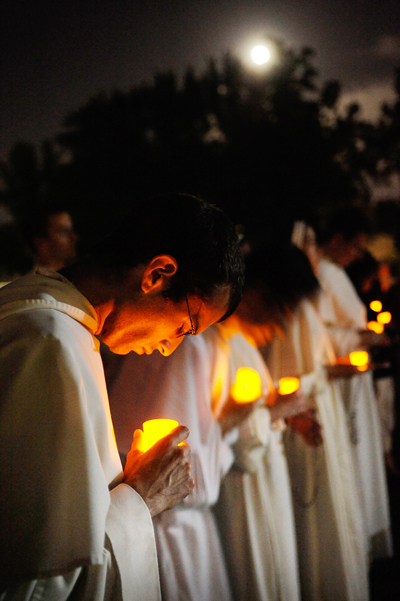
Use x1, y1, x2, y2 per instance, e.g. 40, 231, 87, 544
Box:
166, 425, 190, 446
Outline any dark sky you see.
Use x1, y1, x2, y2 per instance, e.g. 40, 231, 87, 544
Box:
1, 0, 400, 161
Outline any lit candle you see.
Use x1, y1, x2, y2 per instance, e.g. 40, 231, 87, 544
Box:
231, 367, 263, 403
140, 419, 179, 453
370, 300, 383, 312
367, 321, 384, 334
278, 376, 300, 395
349, 351, 369, 369
377, 311, 392, 325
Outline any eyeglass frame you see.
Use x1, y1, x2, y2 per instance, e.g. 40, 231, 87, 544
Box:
177, 292, 197, 337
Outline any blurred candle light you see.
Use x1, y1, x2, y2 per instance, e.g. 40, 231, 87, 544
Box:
368, 321, 385, 334
349, 351, 369, 369
377, 311, 392, 325
370, 300, 383, 312
278, 377, 300, 395
140, 419, 179, 453
231, 367, 263, 403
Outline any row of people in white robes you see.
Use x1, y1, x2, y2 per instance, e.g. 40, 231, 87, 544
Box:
107, 247, 387, 601
108, 318, 303, 601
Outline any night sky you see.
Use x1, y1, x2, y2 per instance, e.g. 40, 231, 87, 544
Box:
1, 0, 400, 161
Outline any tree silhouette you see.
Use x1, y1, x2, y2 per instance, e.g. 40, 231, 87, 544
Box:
1, 42, 390, 250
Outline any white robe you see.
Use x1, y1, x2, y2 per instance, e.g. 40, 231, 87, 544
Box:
317, 258, 392, 560
210, 325, 300, 601
0, 270, 160, 601
108, 335, 234, 601
265, 299, 369, 601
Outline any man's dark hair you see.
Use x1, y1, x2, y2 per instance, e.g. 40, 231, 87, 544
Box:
316, 207, 372, 246
346, 250, 379, 297
20, 202, 72, 253
244, 243, 319, 321
85, 193, 245, 319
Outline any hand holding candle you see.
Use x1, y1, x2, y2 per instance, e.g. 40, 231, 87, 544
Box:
123, 423, 194, 517
138, 419, 180, 453
349, 351, 369, 371
219, 367, 263, 435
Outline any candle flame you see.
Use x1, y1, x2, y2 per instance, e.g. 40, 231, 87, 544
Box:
377, 311, 392, 325
370, 300, 383, 312
231, 367, 263, 403
278, 377, 300, 395
349, 351, 369, 367
367, 321, 384, 334
140, 419, 179, 453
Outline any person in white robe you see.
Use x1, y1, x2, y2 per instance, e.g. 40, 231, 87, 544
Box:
0, 193, 245, 600
107, 335, 236, 601
265, 296, 370, 601
212, 245, 323, 601
0, 270, 162, 601
316, 207, 392, 560
211, 324, 303, 601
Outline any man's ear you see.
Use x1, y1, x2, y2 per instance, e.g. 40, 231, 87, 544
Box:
141, 255, 178, 294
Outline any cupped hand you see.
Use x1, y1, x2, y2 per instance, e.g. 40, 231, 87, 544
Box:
268, 389, 309, 422
123, 425, 194, 517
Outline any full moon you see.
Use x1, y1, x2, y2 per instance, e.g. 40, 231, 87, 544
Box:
251, 45, 270, 65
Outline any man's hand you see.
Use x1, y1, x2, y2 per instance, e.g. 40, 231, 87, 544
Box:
288, 410, 323, 446
217, 395, 261, 435
359, 329, 390, 348
268, 390, 309, 422
326, 363, 362, 379
123, 425, 194, 517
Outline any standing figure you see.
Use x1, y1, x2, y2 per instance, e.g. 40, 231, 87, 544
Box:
108, 334, 236, 601
213, 246, 316, 601
316, 207, 392, 560
0, 193, 244, 600
265, 294, 369, 601
22, 203, 79, 271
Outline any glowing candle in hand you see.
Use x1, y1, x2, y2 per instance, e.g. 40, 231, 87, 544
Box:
377, 311, 392, 325
278, 377, 300, 395
141, 419, 179, 452
370, 300, 383, 312
349, 351, 369, 370
368, 321, 384, 334
231, 367, 263, 403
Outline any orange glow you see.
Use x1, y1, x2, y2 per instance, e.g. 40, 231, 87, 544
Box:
377, 311, 392, 325
370, 300, 383, 312
140, 419, 179, 452
367, 321, 385, 334
357, 364, 369, 372
349, 351, 369, 367
231, 367, 263, 403
278, 377, 300, 395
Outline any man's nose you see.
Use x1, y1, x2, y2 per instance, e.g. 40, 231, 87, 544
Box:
159, 337, 184, 356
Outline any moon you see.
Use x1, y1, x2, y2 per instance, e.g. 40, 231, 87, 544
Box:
251, 45, 270, 65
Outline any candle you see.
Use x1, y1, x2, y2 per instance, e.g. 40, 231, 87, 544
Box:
349, 351, 369, 368
367, 321, 384, 334
231, 367, 263, 403
377, 311, 392, 325
140, 419, 179, 453
278, 377, 300, 395
369, 300, 383, 312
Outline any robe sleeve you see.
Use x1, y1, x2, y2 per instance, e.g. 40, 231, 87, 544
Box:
231, 406, 273, 473
106, 485, 160, 600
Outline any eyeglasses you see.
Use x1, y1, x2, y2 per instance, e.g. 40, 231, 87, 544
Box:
179, 292, 196, 337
